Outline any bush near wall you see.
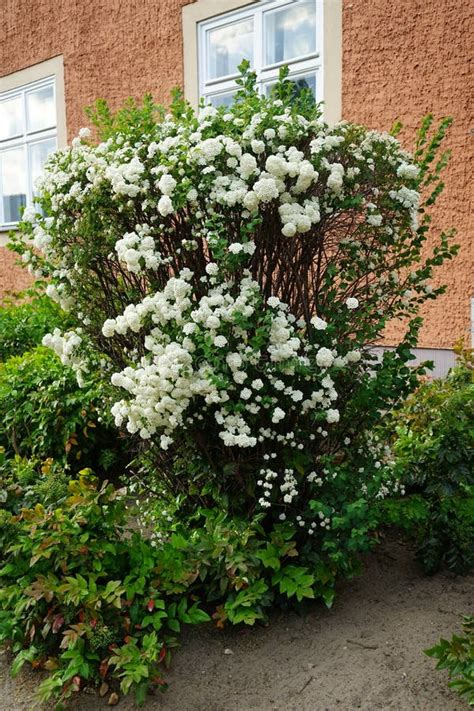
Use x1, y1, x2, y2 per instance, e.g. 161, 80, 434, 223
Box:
0, 292, 67, 362
0, 346, 127, 475
0, 66, 463, 705
379, 345, 474, 574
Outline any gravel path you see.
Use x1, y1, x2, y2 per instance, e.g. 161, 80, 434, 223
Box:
1, 539, 472, 710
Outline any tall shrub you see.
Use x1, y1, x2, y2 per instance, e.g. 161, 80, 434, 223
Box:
12, 67, 457, 535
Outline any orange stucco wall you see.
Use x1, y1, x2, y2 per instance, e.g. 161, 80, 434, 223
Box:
342, 0, 473, 348
1, 0, 472, 348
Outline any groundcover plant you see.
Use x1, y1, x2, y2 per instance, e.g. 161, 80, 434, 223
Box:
12, 63, 457, 582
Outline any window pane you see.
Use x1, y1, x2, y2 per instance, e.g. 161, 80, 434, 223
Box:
208, 92, 236, 108
265, 1, 316, 65
29, 137, 56, 194
0, 95, 23, 141
207, 19, 253, 80
1, 147, 27, 223
26, 84, 56, 133
265, 72, 316, 102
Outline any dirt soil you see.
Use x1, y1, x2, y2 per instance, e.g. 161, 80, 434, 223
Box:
1, 539, 472, 711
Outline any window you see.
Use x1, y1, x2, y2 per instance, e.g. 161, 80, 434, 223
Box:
198, 0, 322, 108
0, 77, 57, 227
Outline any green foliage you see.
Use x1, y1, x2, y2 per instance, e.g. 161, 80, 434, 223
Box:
0, 471, 209, 705
84, 93, 165, 143
0, 293, 68, 362
380, 349, 474, 574
0, 346, 124, 473
137, 485, 379, 621
426, 616, 474, 706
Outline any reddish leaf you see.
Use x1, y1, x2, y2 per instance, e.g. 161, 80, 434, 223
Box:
52, 615, 64, 633
147, 599, 155, 612
99, 659, 109, 679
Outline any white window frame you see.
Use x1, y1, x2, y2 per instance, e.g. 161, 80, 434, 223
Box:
0, 56, 67, 236
199, 0, 323, 107
183, 0, 341, 123
0, 76, 57, 229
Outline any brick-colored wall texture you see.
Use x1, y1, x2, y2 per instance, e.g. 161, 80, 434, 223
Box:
1, 0, 472, 347
343, 0, 473, 348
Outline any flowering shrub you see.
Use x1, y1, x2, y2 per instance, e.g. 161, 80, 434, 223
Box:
12, 66, 457, 537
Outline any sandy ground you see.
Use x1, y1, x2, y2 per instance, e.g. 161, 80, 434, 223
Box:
1, 539, 472, 711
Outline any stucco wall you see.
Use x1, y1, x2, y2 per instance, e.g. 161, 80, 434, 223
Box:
1, 0, 472, 348
342, 0, 473, 348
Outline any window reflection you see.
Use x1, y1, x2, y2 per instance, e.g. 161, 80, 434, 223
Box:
29, 138, 56, 193
207, 19, 253, 79
265, 1, 316, 65
26, 85, 56, 133
1, 147, 27, 223
0, 96, 23, 141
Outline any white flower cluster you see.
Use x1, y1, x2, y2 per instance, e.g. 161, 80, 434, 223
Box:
42, 328, 88, 386
115, 225, 164, 273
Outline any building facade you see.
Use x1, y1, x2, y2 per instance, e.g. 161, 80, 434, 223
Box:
0, 0, 472, 353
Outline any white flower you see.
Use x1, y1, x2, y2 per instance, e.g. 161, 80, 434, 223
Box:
316, 347, 334, 368
214, 335, 228, 347
367, 213, 382, 227
205, 262, 219, 276
326, 408, 340, 423
397, 162, 420, 180
102, 319, 116, 337
160, 434, 173, 450
158, 173, 177, 196
253, 177, 279, 203
251, 139, 265, 154
22, 206, 36, 223
267, 296, 281, 308
272, 407, 285, 423
158, 195, 174, 216
228, 242, 243, 254
78, 127, 91, 139
345, 297, 359, 309
311, 316, 327, 330
346, 349, 361, 363
241, 388, 252, 400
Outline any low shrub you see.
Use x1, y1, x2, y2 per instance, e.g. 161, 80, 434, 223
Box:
0, 461, 374, 705
0, 292, 68, 362
137, 484, 382, 615
379, 346, 474, 574
0, 470, 210, 705
0, 346, 126, 474
426, 616, 474, 706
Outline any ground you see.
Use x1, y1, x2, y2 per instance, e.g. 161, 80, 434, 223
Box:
1, 538, 472, 711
